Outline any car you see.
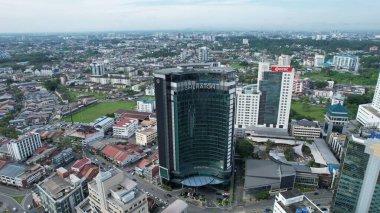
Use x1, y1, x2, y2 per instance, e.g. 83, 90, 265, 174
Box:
132, 178, 137, 181
27, 205, 32, 209
12, 207, 17, 212
166, 193, 172, 198
314, 192, 319, 195
264, 208, 272, 212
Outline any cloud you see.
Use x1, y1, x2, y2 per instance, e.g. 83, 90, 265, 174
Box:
0, 0, 378, 32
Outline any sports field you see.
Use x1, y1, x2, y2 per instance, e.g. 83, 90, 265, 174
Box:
63, 101, 136, 123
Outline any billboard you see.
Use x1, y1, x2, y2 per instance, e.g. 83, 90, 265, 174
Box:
271, 66, 293, 72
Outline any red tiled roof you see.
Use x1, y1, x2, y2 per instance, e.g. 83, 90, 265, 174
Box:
137, 158, 151, 169
102, 145, 132, 162
77, 164, 99, 181
72, 158, 90, 170
113, 117, 138, 128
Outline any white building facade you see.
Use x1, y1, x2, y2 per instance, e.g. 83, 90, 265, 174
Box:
357, 73, 380, 128
332, 54, 360, 72
7, 132, 42, 161
113, 118, 139, 138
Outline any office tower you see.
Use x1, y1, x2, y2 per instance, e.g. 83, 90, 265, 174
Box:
7, 132, 42, 161
235, 84, 260, 129
332, 54, 360, 72
198, 46, 209, 62
333, 130, 380, 213
154, 63, 236, 186
38, 173, 85, 213
90, 62, 105, 76
242, 39, 249, 45
274, 191, 323, 213
235, 60, 294, 130
314, 54, 325, 67
278, 54, 291, 66
356, 72, 380, 127
257, 62, 294, 129
324, 103, 349, 134
88, 168, 148, 213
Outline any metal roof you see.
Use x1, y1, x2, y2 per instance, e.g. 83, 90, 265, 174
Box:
0, 163, 25, 178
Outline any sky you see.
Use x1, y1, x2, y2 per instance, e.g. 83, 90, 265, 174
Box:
0, 0, 379, 33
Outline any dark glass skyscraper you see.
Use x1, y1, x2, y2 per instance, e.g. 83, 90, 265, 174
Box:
333, 132, 380, 213
154, 63, 236, 186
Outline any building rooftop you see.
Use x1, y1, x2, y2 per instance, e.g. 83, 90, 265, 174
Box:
292, 119, 319, 128
313, 138, 339, 167
154, 66, 235, 75
327, 103, 348, 117
0, 163, 25, 178
39, 175, 79, 200
244, 159, 295, 189
162, 199, 188, 213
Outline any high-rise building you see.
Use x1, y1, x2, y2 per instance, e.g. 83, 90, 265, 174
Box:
90, 62, 105, 76
333, 129, 380, 213
278, 54, 291, 66
356, 72, 380, 128
242, 39, 249, 45
332, 54, 360, 72
235, 84, 260, 129
7, 132, 42, 161
198, 47, 209, 62
257, 62, 294, 129
88, 168, 148, 213
314, 54, 325, 67
154, 63, 236, 186
235, 60, 294, 130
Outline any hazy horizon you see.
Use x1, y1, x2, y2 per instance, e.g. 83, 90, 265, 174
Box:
0, 0, 379, 33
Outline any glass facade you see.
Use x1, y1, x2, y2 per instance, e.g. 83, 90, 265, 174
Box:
333, 138, 380, 213
258, 72, 282, 126
155, 68, 236, 185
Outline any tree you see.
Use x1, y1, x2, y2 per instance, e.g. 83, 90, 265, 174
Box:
236, 140, 254, 158
266, 140, 276, 152
255, 191, 270, 200
313, 81, 329, 89
284, 147, 294, 161
43, 79, 60, 91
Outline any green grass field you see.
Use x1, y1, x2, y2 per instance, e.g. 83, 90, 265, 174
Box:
63, 101, 136, 123
140, 95, 155, 100
291, 101, 326, 122
13, 195, 24, 204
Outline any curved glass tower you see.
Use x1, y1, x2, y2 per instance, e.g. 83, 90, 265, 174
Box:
154, 63, 236, 186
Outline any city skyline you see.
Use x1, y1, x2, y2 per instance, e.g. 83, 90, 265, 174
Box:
0, 0, 380, 33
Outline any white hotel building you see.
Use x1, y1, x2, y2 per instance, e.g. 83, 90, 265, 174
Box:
357, 72, 380, 128
235, 58, 294, 130
7, 132, 42, 161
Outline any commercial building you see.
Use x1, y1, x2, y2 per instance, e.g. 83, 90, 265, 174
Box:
154, 63, 236, 186
136, 127, 157, 146
0, 163, 44, 187
92, 116, 114, 132
198, 47, 209, 62
162, 199, 188, 213
242, 39, 249, 45
274, 191, 323, 213
102, 145, 141, 166
356, 72, 380, 128
113, 117, 138, 138
332, 54, 360, 72
290, 119, 321, 139
333, 130, 380, 213
52, 148, 75, 169
88, 168, 148, 213
235, 59, 294, 130
314, 54, 325, 67
235, 84, 260, 129
257, 62, 294, 129
7, 132, 42, 161
137, 99, 156, 113
278, 54, 291, 66
327, 133, 346, 160
244, 159, 295, 195
37, 173, 86, 213
324, 103, 349, 134
90, 62, 105, 76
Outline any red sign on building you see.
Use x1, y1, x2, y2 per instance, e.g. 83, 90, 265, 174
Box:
271, 66, 293, 72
